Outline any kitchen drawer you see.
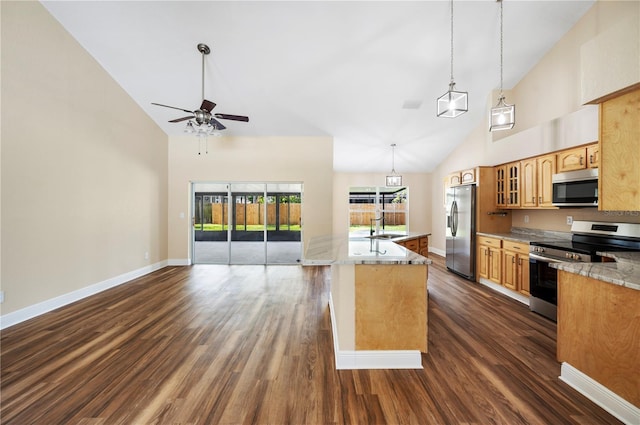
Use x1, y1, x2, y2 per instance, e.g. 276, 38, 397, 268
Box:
477, 236, 502, 248
503, 241, 528, 253
419, 237, 429, 248
404, 239, 419, 252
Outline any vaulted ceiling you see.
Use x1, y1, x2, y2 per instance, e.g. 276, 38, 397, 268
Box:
42, 0, 595, 172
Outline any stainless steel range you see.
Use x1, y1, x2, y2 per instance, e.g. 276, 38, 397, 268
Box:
528, 221, 640, 321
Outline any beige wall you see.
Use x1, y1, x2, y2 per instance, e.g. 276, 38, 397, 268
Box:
431, 1, 640, 254
1, 2, 168, 315
167, 136, 333, 262
332, 172, 432, 239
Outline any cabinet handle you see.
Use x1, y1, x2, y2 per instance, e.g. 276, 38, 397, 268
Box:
532, 196, 535, 203
512, 257, 515, 263
539, 196, 542, 203
589, 154, 594, 164
580, 156, 584, 165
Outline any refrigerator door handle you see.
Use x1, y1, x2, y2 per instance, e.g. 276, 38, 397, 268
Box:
451, 200, 458, 236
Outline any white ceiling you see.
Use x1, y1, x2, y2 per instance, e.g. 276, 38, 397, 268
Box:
41, 0, 595, 173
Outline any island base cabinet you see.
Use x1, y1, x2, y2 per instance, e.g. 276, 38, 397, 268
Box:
557, 271, 639, 407
355, 264, 428, 352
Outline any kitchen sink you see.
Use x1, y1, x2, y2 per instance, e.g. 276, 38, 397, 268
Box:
366, 234, 404, 240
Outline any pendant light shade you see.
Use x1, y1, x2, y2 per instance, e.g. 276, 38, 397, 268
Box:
385, 144, 402, 187
490, 0, 515, 132
437, 0, 468, 118
490, 95, 515, 131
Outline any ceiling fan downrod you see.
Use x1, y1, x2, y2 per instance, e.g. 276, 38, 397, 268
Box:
197, 43, 210, 104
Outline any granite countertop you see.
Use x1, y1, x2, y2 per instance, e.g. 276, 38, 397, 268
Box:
476, 228, 571, 245
302, 234, 431, 266
551, 261, 640, 291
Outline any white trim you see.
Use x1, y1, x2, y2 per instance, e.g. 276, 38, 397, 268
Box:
328, 293, 423, 370
429, 246, 446, 257
478, 277, 529, 306
168, 258, 191, 266
560, 362, 640, 425
0, 260, 168, 330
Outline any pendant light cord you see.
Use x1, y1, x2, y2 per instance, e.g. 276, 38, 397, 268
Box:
499, 0, 504, 97
391, 143, 397, 174
450, 0, 454, 84
201, 49, 205, 103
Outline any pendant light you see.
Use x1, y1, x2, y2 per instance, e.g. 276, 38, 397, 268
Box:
437, 0, 468, 118
490, 0, 515, 131
385, 144, 402, 187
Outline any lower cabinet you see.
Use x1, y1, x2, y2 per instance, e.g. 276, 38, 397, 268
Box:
502, 240, 530, 295
477, 236, 501, 284
396, 235, 429, 257
478, 236, 530, 296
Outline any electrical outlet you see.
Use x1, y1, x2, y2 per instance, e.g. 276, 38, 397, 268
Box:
144, 251, 149, 260
524, 215, 529, 224
0, 291, 5, 304
566, 216, 573, 225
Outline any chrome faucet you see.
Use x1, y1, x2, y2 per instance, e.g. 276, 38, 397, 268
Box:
370, 216, 384, 236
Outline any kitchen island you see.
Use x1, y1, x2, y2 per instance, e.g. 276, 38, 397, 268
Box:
303, 234, 431, 370
552, 253, 640, 424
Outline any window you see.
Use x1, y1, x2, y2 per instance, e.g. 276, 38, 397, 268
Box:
348, 186, 408, 238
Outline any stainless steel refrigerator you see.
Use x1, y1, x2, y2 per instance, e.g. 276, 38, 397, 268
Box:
445, 184, 476, 280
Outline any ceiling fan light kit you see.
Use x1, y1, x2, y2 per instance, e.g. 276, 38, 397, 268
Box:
490, 0, 515, 132
151, 43, 249, 149
437, 0, 468, 118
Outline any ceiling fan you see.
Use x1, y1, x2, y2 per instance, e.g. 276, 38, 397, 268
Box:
152, 43, 249, 133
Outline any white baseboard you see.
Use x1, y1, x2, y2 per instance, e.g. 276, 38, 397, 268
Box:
168, 258, 191, 266
478, 277, 530, 306
429, 247, 445, 257
328, 293, 423, 370
0, 260, 168, 330
560, 362, 639, 425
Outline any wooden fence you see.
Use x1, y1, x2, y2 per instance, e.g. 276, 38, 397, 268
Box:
350, 204, 406, 226
211, 203, 301, 225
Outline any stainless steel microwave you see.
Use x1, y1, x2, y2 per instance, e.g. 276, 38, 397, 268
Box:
552, 168, 598, 207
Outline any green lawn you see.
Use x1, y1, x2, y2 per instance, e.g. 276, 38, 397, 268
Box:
194, 224, 301, 231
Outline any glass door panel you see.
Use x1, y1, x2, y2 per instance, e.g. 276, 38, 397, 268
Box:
230, 183, 266, 264
266, 183, 302, 264
193, 183, 229, 264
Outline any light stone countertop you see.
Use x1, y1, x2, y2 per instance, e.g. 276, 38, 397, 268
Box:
302, 233, 431, 266
476, 228, 571, 245
597, 251, 640, 264
551, 260, 640, 291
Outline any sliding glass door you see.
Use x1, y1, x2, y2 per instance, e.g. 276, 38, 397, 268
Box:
192, 182, 302, 264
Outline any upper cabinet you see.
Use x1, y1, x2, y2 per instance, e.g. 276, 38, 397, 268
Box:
447, 168, 476, 187
520, 154, 556, 208
557, 144, 599, 173
599, 87, 640, 211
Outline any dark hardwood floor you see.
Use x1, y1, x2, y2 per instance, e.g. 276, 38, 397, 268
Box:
1, 255, 621, 424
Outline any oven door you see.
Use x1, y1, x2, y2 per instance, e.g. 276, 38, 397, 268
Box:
529, 252, 561, 321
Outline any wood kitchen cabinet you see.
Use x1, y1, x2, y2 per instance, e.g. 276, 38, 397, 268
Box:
556, 143, 599, 173
460, 168, 476, 185
501, 241, 530, 295
599, 87, 640, 211
447, 172, 462, 186
519, 154, 556, 208
477, 236, 501, 284
495, 165, 507, 208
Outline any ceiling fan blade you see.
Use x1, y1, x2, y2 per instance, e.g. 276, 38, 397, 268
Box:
209, 117, 226, 130
200, 99, 216, 112
214, 113, 249, 122
151, 102, 193, 114
169, 116, 194, 123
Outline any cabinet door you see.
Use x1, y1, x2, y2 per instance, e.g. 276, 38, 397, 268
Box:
599, 88, 640, 211
502, 250, 517, 290
405, 239, 419, 253
488, 248, 501, 284
518, 255, 530, 295
586, 144, 599, 169
460, 168, 476, 184
448, 172, 462, 186
521, 158, 537, 208
557, 147, 587, 173
537, 154, 556, 207
478, 245, 490, 279
506, 162, 520, 207
495, 165, 507, 208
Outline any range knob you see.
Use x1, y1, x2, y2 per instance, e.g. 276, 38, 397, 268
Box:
565, 252, 572, 259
